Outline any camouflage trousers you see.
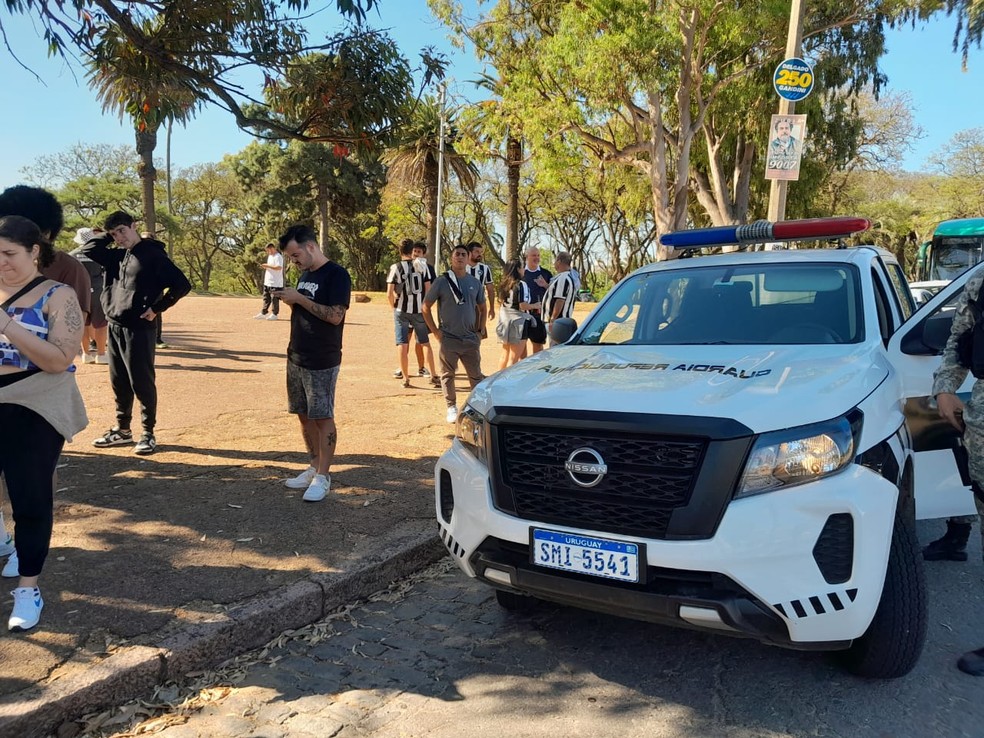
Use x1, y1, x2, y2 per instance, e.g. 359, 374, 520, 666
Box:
951, 420, 984, 536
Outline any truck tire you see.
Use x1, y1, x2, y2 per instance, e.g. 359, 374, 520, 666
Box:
837, 509, 927, 678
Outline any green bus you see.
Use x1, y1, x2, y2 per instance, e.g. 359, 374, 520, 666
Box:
915, 217, 984, 282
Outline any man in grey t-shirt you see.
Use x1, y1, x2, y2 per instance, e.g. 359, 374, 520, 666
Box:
423, 243, 487, 423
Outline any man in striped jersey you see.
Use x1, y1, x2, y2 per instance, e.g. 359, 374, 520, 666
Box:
466, 241, 495, 339
542, 252, 578, 346
387, 239, 438, 388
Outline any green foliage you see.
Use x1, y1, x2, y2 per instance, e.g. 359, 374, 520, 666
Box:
250, 34, 417, 150
433, 0, 922, 254
4, 0, 442, 148
381, 94, 478, 259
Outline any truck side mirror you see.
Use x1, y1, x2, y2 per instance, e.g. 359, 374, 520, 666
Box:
901, 310, 954, 355
549, 317, 578, 344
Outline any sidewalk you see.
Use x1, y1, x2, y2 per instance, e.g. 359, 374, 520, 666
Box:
0, 294, 503, 738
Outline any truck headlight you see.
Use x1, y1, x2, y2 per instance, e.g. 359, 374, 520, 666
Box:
736, 415, 860, 499
456, 404, 489, 465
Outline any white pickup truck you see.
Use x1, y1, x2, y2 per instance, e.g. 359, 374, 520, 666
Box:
435, 218, 979, 679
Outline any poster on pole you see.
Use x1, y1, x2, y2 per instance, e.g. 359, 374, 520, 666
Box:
765, 114, 807, 181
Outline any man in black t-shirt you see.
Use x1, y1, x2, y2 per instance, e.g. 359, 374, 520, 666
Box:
275, 225, 352, 503
522, 246, 553, 354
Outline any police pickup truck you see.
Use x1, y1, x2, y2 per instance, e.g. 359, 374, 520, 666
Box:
435, 217, 980, 679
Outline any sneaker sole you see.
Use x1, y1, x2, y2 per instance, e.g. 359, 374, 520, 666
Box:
134, 447, 156, 455
284, 479, 314, 489
93, 438, 134, 447
302, 492, 327, 502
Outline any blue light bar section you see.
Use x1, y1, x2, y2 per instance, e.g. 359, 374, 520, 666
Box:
659, 226, 740, 248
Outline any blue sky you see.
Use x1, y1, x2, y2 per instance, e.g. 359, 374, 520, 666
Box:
0, 4, 980, 191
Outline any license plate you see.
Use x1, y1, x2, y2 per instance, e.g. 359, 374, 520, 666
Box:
531, 529, 640, 583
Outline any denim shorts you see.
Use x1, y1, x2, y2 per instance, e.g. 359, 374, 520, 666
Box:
394, 310, 430, 345
286, 362, 339, 419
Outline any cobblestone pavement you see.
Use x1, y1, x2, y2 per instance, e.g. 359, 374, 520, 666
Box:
82, 537, 984, 738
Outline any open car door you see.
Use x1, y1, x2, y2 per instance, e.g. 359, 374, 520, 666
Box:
888, 265, 983, 519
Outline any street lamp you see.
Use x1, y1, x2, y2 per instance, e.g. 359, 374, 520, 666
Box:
434, 82, 447, 264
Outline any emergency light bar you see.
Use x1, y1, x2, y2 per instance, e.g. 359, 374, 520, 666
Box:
659, 217, 872, 249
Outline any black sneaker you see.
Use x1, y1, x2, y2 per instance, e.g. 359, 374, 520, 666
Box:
419, 368, 430, 377
134, 434, 157, 455
93, 428, 133, 448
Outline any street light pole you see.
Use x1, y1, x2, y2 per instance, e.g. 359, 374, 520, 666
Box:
766, 0, 807, 223
434, 82, 447, 265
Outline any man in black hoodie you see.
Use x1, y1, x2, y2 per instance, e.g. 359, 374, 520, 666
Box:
83, 211, 191, 455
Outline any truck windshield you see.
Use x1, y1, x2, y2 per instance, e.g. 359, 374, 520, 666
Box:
578, 263, 863, 346
932, 237, 984, 281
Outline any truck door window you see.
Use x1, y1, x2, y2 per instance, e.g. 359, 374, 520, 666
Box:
880, 259, 915, 321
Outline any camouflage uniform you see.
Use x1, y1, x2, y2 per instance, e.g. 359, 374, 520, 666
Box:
932, 269, 984, 528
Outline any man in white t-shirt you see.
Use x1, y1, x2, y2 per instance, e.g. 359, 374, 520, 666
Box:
255, 242, 285, 320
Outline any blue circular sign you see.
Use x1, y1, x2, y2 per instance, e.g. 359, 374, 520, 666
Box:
773, 58, 814, 102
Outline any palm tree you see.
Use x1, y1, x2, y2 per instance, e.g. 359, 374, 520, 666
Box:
471, 72, 526, 262
382, 96, 477, 264
87, 20, 198, 234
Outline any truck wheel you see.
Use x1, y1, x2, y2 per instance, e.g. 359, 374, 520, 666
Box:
837, 510, 927, 679
495, 589, 539, 612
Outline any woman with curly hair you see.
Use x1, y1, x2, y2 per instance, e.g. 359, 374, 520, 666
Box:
0, 215, 88, 632
495, 259, 533, 370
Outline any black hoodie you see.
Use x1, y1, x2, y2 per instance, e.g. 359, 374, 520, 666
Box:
82, 234, 192, 330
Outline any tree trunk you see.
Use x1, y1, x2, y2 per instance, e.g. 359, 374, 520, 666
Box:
506, 136, 522, 261
423, 155, 439, 266
136, 127, 158, 234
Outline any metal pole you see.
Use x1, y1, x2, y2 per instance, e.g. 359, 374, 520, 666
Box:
166, 121, 174, 258
435, 83, 447, 263
766, 0, 806, 224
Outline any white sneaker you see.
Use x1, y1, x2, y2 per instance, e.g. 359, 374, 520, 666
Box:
2, 551, 17, 578
94, 354, 109, 365
0, 534, 13, 558
253, 313, 267, 320
303, 474, 331, 502
266, 314, 279, 321
82, 352, 96, 364
284, 465, 316, 489
446, 406, 459, 424
8, 587, 42, 632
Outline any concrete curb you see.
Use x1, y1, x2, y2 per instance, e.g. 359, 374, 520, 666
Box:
0, 523, 444, 738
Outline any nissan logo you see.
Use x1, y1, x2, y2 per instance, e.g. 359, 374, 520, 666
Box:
565, 447, 608, 488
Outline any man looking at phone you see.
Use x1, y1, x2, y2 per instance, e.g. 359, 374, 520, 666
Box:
275, 225, 351, 502
254, 242, 284, 320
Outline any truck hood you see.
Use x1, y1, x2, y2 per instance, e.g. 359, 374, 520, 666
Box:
470, 344, 890, 433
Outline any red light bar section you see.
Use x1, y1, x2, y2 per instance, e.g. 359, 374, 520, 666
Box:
772, 217, 871, 240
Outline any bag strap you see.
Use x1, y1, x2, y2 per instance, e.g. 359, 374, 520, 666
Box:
1, 276, 46, 311
443, 271, 465, 304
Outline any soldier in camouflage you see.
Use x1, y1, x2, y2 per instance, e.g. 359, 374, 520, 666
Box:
931, 267, 984, 675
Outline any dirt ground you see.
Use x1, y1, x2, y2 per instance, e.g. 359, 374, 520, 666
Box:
0, 292, 572, 700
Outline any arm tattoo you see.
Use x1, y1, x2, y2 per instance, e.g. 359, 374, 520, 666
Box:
49, 295, 85, 360
308, 302, 347, 325
61, 299, 84, 334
